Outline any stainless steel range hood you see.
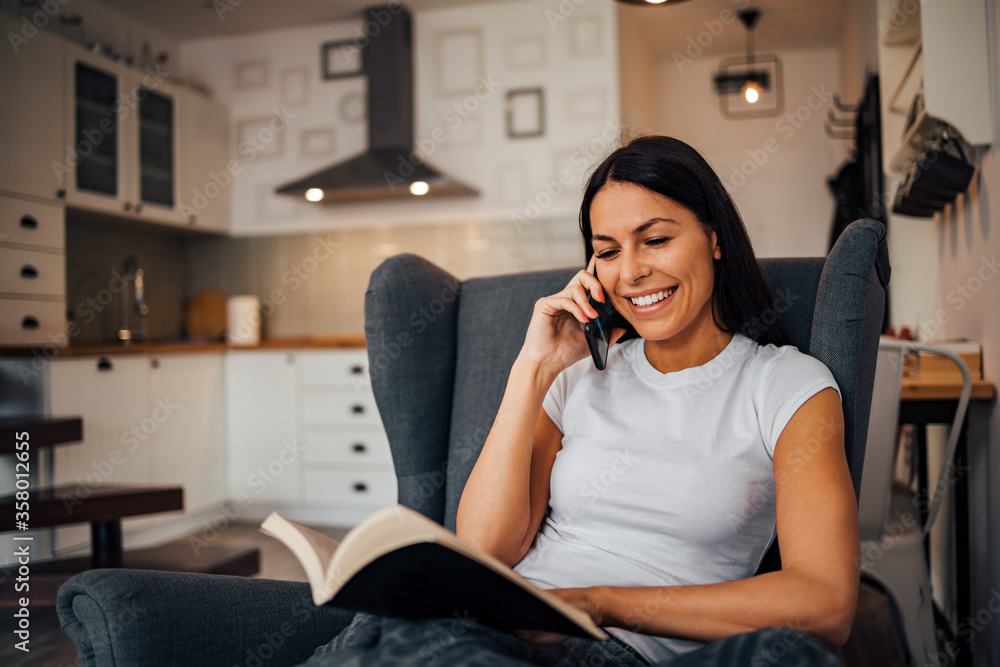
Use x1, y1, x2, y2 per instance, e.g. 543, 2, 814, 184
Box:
276, 6, 478, 203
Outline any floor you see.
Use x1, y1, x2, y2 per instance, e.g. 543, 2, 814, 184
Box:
1, 522, 921, 667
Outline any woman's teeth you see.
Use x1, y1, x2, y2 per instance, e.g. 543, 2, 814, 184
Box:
630, 286, 677, 307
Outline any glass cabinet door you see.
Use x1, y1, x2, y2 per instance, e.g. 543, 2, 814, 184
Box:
73, 62, 118, 197
138, 89, 174, 208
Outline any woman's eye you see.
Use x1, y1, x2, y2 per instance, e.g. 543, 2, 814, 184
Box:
646, 237, 671, 247
595, 249, 618, 260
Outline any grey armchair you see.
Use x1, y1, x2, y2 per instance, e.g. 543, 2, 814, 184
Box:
57, 219, 889, 666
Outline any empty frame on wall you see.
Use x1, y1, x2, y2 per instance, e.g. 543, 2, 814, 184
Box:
436, 28, 483, 95
322, 40, 364, 80
506, 88, 545, 139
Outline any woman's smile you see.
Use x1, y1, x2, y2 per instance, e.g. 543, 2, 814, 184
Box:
624, 285, 678, 313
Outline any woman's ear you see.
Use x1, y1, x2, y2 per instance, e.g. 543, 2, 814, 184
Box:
711, 232, 722, 260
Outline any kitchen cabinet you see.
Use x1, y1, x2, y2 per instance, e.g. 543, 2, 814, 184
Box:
0, 17, 229, 231
297, 350, 396, 509
176, 89, 231, 232
49, 355, 151, 552
225, 351, 300, 501
48, 352, 227, 552
61, 43, 230, 231
0, 194, 67, 347
226, 349, 397, 512
147, 354, 227, 512
63, 43, 179, 224
0, 14, 66, 202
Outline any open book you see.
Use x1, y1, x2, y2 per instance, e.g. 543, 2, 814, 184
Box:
260, 504, 607, 639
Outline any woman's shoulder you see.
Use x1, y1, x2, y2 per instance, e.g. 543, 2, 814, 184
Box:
743, 337, 840, 394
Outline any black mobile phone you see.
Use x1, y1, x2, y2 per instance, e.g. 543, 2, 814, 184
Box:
582, 270, 619, 371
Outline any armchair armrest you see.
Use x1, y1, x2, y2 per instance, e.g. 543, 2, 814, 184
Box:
58, 569, 355, 667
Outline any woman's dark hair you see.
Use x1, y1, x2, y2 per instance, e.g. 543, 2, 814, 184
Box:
580, 135, 792, 348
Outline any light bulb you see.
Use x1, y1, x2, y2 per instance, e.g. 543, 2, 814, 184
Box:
305, 188, 324, 202
409, 181, 430, 196
645, 0, 669, 3
743, 81, 761, 104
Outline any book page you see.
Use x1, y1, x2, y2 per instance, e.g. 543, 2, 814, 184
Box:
260, 513, 341, 602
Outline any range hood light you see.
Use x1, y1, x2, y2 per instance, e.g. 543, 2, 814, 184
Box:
409, 181, 429, 196
305, 188, 324, 202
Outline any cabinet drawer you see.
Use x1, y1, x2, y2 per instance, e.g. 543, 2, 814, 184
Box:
303, 468, 397, 507
297, 350, 370, 388
0, 195, 65, 249
303, 428, 392, 465
301, 390, 381, 425
0, 248, 65, 296
0, 298, 65, 346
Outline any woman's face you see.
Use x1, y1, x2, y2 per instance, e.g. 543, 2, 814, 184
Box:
590, 181, 723, 344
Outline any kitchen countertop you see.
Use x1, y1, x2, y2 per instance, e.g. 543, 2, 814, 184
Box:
0, 334, 368, 356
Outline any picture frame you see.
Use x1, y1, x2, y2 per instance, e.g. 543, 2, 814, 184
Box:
236, 117, 285, 159
234, 59, 270, 90
506, 88, 545, 139
435, 28, 483, 96
322, 40, 364, 80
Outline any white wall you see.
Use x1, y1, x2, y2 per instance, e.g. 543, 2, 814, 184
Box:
645, 47, 844, 258
930, 2, 1000, 663
179, 0, 620, 235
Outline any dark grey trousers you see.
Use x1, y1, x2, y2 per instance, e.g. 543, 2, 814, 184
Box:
297, 612, 840, 666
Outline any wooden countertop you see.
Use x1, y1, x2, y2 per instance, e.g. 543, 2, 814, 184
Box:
0, 334, 367, 356
901, 371, 996, 401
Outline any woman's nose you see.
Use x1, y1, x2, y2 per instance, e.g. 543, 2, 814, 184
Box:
620, 250, 650, 284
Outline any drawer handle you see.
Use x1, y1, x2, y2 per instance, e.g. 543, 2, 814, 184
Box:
352, 482, 369, 493
97, 357, 113, 372
351, 404, 365, 415
351, 443, 367, 454
20, 265, 38, 279
350, 365, 364, 375
20, 215, 39, 229
21, 315, 39, 330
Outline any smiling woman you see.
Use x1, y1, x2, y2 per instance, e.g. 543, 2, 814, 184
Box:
454, 135, 858, 664
301, 136, 857, 666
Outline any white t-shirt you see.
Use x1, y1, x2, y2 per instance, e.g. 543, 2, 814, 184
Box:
512, 334, 840, 662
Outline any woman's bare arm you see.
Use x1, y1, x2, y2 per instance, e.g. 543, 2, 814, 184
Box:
554, 388, 859, 647
456, 359, 563, 566
457, 256, 620, 566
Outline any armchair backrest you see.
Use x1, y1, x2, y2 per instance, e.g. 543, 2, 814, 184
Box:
365, 219, 889, 530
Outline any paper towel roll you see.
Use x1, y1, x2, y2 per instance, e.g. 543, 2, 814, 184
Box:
227, 295, 261, 345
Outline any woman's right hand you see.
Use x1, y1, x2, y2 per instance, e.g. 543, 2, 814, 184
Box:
519, 254, 625, 374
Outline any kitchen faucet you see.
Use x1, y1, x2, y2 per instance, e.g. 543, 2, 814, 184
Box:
118, 256, 149, 343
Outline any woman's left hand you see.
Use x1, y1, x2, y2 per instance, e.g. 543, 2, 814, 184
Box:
511, 587, 608, 646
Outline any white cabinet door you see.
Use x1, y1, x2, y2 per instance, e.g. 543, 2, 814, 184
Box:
49, 355, 150, 551
176, 88, 230, 232
0, 14, 65, 201
147, 353, 227, 512
226, 351, 299, 502
62, 44, 132, 216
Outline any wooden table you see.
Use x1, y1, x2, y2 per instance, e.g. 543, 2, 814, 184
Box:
899, 372, 995, 667
0, 416, 260, 605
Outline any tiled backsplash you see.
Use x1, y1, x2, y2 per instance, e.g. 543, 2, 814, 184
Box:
66, 214, 190, 342
187, 216, 585, 337
65, 214, 585, 342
